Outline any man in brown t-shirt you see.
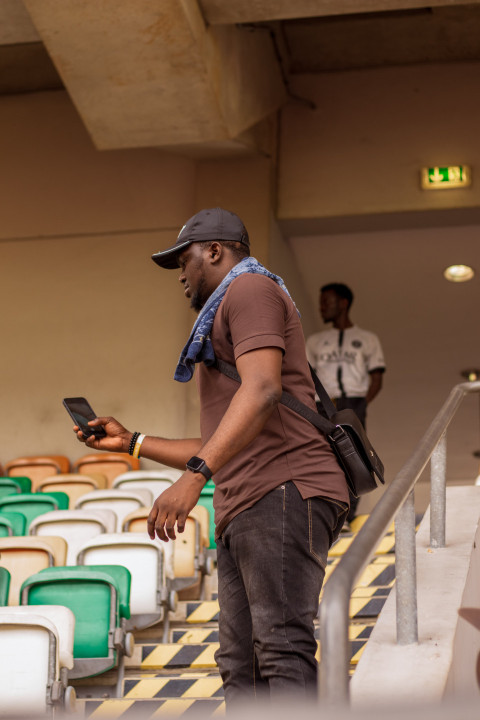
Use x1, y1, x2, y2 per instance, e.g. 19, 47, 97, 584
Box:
74, 208, 349, 706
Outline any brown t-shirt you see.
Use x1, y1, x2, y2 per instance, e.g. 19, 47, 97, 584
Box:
197, 273, 349, 538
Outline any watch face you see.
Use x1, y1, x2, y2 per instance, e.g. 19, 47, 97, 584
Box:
187, 456, 203, 472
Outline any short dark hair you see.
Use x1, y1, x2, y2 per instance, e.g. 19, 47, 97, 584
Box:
198, 239, 250, 263
321, 283, 354, 309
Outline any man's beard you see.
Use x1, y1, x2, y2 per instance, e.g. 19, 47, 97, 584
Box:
190, 274, 208, 313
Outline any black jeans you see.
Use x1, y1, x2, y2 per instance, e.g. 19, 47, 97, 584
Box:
215, 481, 347, 706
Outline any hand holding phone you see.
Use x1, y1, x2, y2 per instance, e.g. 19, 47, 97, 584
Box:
63, 397, 107, 439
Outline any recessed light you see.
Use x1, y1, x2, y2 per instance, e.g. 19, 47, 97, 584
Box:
443, 265, 475, 282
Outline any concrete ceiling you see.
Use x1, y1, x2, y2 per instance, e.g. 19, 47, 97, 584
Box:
1, 1, 480, 155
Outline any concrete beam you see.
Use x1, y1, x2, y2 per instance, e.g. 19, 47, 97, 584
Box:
200, 0, 480, 24
22, 0, 285, 152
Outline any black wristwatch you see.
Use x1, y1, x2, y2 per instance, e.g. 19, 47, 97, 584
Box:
186, 456, 212, 481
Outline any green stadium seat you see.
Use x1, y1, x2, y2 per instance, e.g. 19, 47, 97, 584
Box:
197, 480, 215, 550
0, 492, 69, 530
0, 567, 10, 605
0, 478, 22, 499
0, 476, 32, 494
0, 511, 27, 537
20, 565, 134, 696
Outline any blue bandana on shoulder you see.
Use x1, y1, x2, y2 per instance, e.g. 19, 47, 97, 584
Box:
174, 256, 297, 382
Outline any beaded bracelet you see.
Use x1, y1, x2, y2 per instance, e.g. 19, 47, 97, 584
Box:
128, 432, 140, 456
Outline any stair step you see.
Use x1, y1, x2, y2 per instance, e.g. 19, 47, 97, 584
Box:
126, 643, 218, 670
123, 674, 224, 699
84, 697, 225, 718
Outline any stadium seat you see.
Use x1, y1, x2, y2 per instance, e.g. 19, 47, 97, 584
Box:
123, 507, 212, 600
20, 565, 134, 695
72, 453, 140, 486
0, 535, 67, 605
0, 568, 10, 605
0, 476, 32, 494
0, 478, 22, 499
5, 455, 71, 488
113, 468, 180, 499
0, 492, 69, 530
75, 488, 153, 531
0, 511, 27, 537
76, 533, 177, 639
121, 507, 175, 578
0, 605, 77, 715
29, 508, 118, 565
36, 472, 107, 506
197, 480, 216, 551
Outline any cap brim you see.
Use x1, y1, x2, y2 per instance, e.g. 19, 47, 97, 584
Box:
151, 239, 192, 269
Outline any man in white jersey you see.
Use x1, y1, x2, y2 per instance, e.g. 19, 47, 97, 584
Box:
306, 282, 385, 521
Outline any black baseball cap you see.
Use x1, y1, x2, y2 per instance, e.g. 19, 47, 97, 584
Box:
152, 207, 250, 269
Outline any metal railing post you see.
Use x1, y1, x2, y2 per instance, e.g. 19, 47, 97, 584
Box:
395, 489, 418, 644
430, 431, 447, 548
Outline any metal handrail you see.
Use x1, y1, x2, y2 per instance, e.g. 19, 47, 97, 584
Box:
318, 380, 480, 705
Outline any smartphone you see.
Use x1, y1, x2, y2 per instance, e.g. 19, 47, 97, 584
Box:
63, 397, 107, 439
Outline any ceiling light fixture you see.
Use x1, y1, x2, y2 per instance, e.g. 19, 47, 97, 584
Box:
443, 265, 475, 282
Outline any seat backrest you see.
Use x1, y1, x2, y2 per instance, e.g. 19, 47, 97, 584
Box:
121, 508, 174, 578
0, 535, 67, 605
112, 476, 173, 502
0, 478, 22, 499
5, 456, 71, 488
114, 468, 182, 484
75, 489, 153, 531
20, 565, 130, 662
197, 486, 215, 549
0, 604, 75, 669
0, 567, 10, 606
0, 476, 32, 494
73, 453, 140, 486
173, 516, 197, 578
0, 608, 61, 714
77, 533, 166, 618
37, 474, 102, 506
188, 505, 210, 549
29, 509, 118, 565
0, 493, 69, 531
0, 511, 27, 537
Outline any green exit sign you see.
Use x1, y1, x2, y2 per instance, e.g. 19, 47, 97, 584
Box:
421, 165, 471, 190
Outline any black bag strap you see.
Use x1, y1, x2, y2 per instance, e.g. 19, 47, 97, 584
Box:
214, 357, 338, 438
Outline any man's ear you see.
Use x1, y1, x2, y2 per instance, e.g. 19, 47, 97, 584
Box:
208, 241, 223, 264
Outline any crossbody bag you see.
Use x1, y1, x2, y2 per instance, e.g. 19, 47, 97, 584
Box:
214, 358, 385, 498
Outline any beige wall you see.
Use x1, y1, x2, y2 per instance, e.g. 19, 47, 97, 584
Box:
279, 63, 480, 220
278, 62, 480, 512
0, 91, 286, 466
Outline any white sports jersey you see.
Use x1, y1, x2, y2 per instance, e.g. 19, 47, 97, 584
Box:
306, 325, 386, 398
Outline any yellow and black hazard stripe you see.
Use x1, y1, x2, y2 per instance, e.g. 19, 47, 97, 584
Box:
123, 674, 224, 699
84, 697, 225, 718
172, 628, 220, 644
349, 587, 390, 619
185, 601, 220, 624
137, 643, 219, 670
328, 533, 395, 558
